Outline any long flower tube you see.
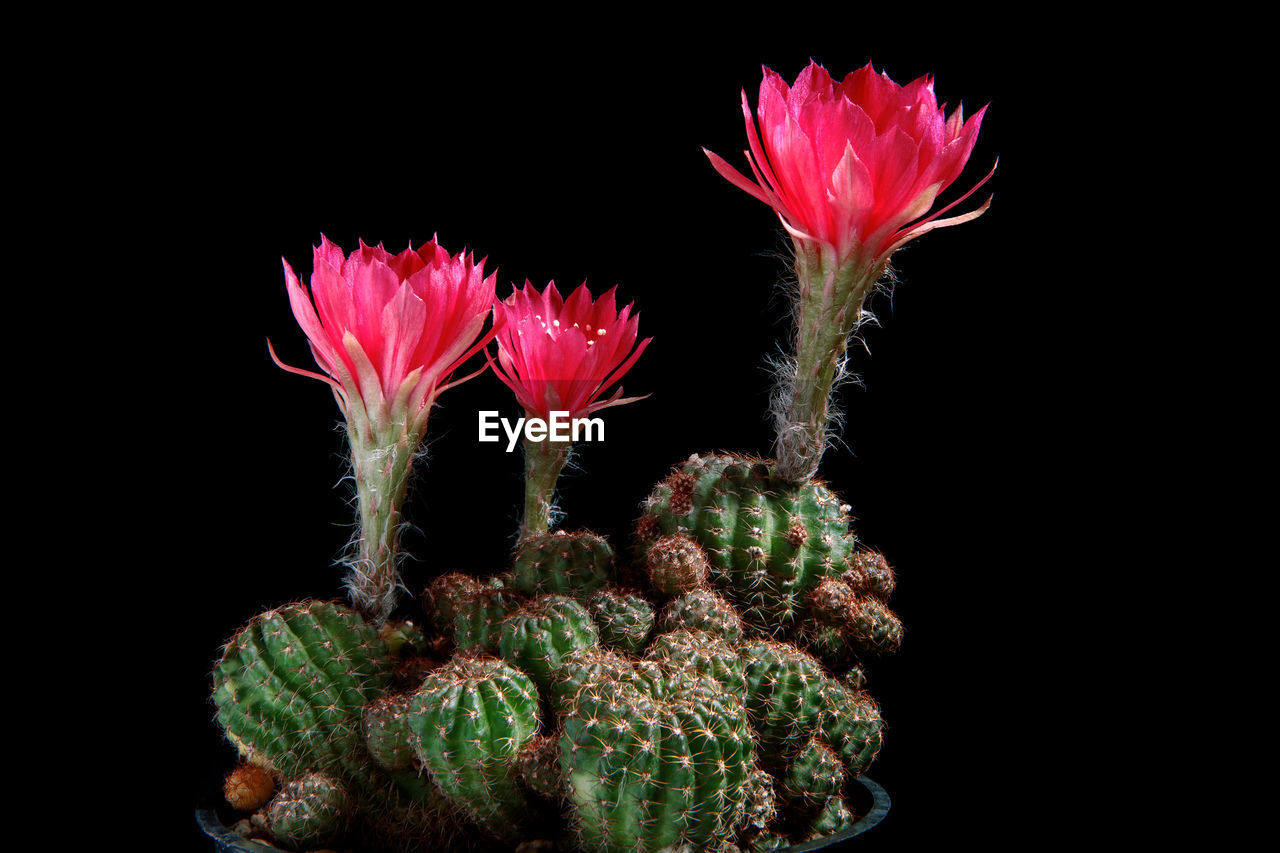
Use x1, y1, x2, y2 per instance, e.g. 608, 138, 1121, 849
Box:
706, 61, 993, 482
489, 280, 651, 541
271, 235, 499, 622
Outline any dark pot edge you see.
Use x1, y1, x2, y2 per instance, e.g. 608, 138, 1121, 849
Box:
196, 775, 890, 852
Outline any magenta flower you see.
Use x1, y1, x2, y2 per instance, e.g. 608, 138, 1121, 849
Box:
270, 235, 499, 622
489, 280, 651, 541
272, 235, 499, 436
490, 281, 651, 423
705, 60, 993, 270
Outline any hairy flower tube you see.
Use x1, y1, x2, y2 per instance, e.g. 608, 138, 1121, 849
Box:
705, 61, 993, 482
489, 281, 651, 541
271, 235, 499, 622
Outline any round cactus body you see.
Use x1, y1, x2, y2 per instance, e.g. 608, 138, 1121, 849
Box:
511, 530, 616, 599
223, 764, 274, 811
266, 772, 352, 850
646, 629, 746, 696
740, 640, 829, 764
549, 648, 652, 718
361, 692, 417, 772
845, 597, 904, 656
637, 454, 857, 633
498, 595, 600, 691
450, 582, 526, 655
408, 657, 540, 841
559, 675, 755, 853
423, 572, 484, 632
818, 680, 884, 774
841, 549, 896, 601
211, 601, 394, 789
780, 738, 846, 807
587, 588, 655, 653
645, 533, 710, 595
657, 588, 745, 641
805, 795, 855, 840
749, 832, 792, 852
518, 734, 565, 799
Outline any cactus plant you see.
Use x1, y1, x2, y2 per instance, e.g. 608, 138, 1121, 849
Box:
497, 594, 600, 692
656, 588, 746, 642
511, 530, 616, 599
211, 601, 395, 790
586, 588, 655, 653
739, 640, 829, 765
559, 672, 755, 853
265, 772, 353, 850
407, 656, 540, 842
637, 454, 857, 633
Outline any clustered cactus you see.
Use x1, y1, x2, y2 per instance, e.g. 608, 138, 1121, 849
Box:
213, 55, 993, 853
213, 525, 896, 851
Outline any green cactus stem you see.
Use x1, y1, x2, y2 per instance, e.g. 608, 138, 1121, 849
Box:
346, 418, 423, 623
805, 794, 855, 840
408, 657, 540, 842
450, 580, 526, 655
559, 674, 755, 853
521, 435, 571, 542
361, 692, 417, 772
498, 594, 600, 692
780, 738, 846, 807
657, 589, 746, 642
774, 242, 883, 484
817, 679, 884, 774
266, 772, 353, 850
638, 454, 857, 633
646, 629, 746, 695
740, 640, 829, 765
511, 530, 616, 599
587, 588, 655, 653
211, 601, 395, 791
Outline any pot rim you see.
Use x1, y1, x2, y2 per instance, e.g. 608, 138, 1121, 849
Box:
195, 775, 890, 852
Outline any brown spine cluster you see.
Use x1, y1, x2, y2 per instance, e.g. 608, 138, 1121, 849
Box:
645, 534, 710, 595
223, 764, 275, 812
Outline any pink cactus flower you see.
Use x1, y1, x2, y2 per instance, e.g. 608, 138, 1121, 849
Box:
269, 235, 500, 622
705, 60, 994, 271
271, 235, 499, 435
490, 280, 652, 423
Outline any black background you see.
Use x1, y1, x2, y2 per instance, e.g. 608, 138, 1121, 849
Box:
154, 20, 1086, 851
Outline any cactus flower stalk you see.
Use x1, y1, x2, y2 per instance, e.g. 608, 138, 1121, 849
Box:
490, 280, 651, 540
706, 61, 993, 482
271, 235, 499, 622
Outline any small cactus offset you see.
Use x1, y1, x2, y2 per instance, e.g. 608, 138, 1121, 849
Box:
657, 588, 746, 642
265, 772, 353, 850
637, 454, 858, 633
449, 580, 527, 655
646, 629, 747, 696
511, 530, 617, 599
586, 588, 655, 653
407, 656, 540, 842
